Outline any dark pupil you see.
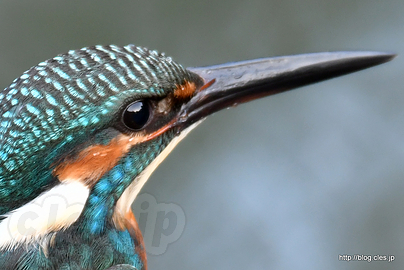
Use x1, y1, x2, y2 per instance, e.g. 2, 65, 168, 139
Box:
123, 100, 150, 130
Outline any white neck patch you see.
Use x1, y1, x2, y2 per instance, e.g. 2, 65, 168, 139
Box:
113, 121, 202, 224
0, 181, 89, 250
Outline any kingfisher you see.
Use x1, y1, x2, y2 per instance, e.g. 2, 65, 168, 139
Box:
0, 44, 393, 269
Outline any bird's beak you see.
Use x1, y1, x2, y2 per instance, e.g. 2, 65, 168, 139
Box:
176, 51, 394, 130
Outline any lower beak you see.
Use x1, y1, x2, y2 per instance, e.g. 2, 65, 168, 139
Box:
176, 51, 394, 130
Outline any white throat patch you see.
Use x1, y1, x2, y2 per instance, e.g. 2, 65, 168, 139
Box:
0, 181, 89, 250
113, 121, 202, 224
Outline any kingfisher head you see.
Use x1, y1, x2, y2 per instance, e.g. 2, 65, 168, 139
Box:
0, 45, 393, 250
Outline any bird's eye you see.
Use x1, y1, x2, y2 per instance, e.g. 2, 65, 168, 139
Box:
122, 100, 151, 130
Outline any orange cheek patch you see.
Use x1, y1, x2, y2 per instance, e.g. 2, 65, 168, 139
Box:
53, 133, 145, 186
173, 80, 197, 99
53, 121, 177, 187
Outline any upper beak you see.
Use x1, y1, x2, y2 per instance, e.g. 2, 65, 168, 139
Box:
176, 51, 395, 130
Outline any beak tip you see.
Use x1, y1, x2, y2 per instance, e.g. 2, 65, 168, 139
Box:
352, 51, 396, 65
319, 51, 396, 78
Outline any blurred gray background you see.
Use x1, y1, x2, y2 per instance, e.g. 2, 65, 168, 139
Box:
0, 1, 402, 269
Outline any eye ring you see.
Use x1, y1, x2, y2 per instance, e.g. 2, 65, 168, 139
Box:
121, 100, 151, 131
